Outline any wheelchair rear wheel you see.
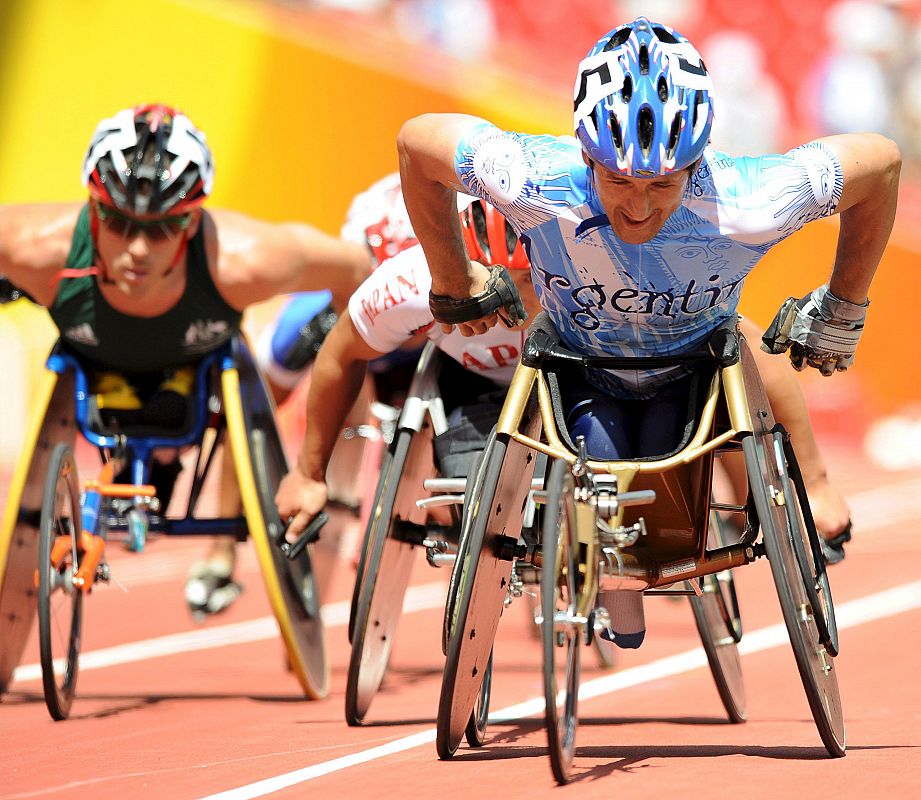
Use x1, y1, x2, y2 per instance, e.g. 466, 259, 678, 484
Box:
688, 511, 746, 723
464, 648, 493, 747
437, 431, 536, 759
346, 426, 432, 726
746, 430, 845, 756
37, 443, 83, 721
541, 458, 583, 785
224, 342, 328, 699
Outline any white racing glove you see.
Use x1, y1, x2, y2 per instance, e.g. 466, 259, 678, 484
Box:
761, 284, 869, 376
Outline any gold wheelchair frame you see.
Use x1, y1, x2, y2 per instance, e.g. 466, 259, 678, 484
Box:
436, 315, 842, 782
0, 334, 329, 719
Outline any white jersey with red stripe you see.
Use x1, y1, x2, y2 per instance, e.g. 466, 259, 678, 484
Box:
348, 244, 525, 385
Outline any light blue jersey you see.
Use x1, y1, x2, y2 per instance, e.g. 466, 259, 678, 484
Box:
455, 123, 843, 397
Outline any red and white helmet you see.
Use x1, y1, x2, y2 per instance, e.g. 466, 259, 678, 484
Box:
459, 196, 529, 270
341, 172, 418, 266
82, 104, 214, 215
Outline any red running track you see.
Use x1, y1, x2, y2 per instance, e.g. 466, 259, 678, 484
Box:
1, 437, 920, 799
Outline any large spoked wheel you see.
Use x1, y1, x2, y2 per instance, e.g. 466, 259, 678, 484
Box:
745, 430, 845, 756
688, 510, 746, 723
225, 340, 328, 699
346, 426, 431, 726
37, 443, 84, 721
437, 430, 536, 759
541, 459, 583, 784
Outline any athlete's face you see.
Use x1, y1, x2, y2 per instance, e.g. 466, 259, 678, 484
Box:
93, 202, 201, 297
586, 156, 692, 244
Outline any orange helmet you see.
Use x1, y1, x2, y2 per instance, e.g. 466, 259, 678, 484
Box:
459, 197, 529, 270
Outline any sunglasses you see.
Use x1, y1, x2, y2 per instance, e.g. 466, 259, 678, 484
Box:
94, 202, 193, 242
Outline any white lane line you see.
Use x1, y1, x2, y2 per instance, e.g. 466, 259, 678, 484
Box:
11, 581, 447, 684
195, 579, 921, 800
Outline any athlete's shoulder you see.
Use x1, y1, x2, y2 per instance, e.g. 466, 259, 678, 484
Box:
454, 124, 588, 229
0, 202, 82, 304
686, 144, 843, 243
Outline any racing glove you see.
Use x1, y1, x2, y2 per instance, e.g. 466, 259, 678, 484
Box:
761, 283, 869, 376
429, 265, 527, 328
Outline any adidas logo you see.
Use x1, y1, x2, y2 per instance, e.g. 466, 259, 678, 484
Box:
65, 323, 99, 346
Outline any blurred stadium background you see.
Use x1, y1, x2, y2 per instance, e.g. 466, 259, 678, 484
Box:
1, 0, 919, 468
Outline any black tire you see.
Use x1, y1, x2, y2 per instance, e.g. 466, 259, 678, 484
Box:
348, 440, 395, 645
745, 431, 845, 757
346, 427, 430, 726
437, 431, 535, 759
688, 510, 746, 723
541, 459, 582, 784
780, 436, 839, 657
464, 649, 493, 747
37, 443, 83, 721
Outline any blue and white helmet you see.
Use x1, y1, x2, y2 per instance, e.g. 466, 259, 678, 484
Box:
573, 17, 715, 176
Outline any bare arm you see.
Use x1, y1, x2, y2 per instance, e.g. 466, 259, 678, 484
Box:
0, 203, 81, 305
817, 133, 901, 303
275, 312, 384, 536
208, 209, 373, 311
398, 113, 497, 333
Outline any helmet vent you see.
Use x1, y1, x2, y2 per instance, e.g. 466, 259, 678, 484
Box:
666, 116, 681, 158
652, 26, 679, 44
657, 76, 669, 103
622, 75, 633, 103
609, 112, 624, 156
693, 93, 702, 127
637, 106, 654, 156
639, 44, 649, 75
604, 27, 632, 50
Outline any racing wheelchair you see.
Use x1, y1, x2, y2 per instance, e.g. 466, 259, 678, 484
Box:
437, 314, 842, 783
0, 334, 327, 720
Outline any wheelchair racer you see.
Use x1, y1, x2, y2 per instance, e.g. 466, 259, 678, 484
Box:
274, 195, 541, 533
395, 17, 900, 648
0, 103, 372, 611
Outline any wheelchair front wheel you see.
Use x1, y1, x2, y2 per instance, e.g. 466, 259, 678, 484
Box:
541, 459, 582, 784
746, 431, 845, 756
37, 443, 84, 721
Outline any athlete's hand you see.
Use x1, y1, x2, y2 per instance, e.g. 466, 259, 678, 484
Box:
761, 284, 869, 376
275, 468, 328, 542
429, 261, 525, 337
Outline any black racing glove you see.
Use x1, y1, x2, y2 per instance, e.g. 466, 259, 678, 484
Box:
429, 265, 527, 328
761, 283, 869, 376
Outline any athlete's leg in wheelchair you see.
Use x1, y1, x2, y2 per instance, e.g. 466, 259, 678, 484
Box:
559, 367, 708, 652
